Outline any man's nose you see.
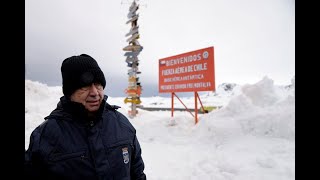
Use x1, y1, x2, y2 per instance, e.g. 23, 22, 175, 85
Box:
88, 84, 99, 95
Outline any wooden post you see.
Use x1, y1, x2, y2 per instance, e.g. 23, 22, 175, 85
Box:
123, 0, 142, 118
173, 93, 194, 117
194, 91, 198, 124
171, 92, 174, 118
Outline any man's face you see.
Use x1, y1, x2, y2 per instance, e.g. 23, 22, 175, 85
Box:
70, 83, 104, 112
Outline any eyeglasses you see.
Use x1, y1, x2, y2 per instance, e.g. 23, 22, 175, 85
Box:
80, 83, 104, 92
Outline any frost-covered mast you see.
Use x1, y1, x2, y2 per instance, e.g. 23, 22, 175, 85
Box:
123, 0, 143, 118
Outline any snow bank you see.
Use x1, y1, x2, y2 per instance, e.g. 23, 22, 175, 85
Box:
195, 76, 295, 145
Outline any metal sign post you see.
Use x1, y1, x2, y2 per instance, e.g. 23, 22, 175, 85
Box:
160, 47, 215, 124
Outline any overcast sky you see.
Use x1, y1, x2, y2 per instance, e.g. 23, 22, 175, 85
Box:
25, 0, 295, 97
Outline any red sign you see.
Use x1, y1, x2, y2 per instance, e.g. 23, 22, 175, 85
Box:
159, 46, 215, 93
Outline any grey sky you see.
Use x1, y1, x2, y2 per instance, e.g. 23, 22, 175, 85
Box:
25, 0, 295, 97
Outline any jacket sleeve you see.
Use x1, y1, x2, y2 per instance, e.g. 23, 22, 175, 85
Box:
130, 134, 147, 180
24, 125, 52, 180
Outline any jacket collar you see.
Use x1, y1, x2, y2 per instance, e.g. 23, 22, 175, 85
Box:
46, 95, 108, 125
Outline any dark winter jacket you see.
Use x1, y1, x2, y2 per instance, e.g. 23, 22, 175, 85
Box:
25, 95, 146, 180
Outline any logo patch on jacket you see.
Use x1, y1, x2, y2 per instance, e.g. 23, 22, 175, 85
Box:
122, 147, 129, 164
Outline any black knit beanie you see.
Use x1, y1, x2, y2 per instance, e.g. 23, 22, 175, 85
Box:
61, 54, 106, 96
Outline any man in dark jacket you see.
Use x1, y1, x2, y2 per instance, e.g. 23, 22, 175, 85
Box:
25, 54, 146, 180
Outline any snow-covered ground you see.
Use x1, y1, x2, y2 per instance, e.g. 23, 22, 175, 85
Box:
25, 76, 295, 180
